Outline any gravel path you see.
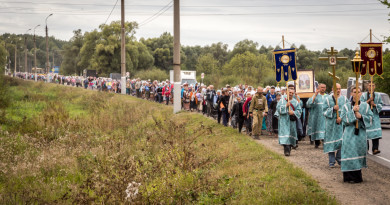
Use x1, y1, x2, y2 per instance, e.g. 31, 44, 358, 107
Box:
254, 136, 390, 205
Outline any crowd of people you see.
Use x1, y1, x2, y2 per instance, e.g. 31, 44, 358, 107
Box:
14, 71, 383, 184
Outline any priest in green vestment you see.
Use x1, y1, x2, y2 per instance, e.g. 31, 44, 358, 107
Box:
275, 89, 302, 156
360, 83, 382, 155
323, 83, 347, 168
307, 83, 328, 148
340, 86, 373, 183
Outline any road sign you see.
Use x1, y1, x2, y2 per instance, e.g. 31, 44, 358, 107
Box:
201, 73, 204, 79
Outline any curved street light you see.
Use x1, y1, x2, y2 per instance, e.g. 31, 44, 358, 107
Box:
45, 13, 53, 82
33, 24, 40, 81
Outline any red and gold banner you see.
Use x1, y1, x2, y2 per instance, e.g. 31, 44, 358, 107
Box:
360, 43, 383, 76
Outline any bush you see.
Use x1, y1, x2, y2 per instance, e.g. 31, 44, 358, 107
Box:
134, 67, 169, 81
0, 76, 10, 123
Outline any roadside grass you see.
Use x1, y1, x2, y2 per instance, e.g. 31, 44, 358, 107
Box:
0, 78, 338, 204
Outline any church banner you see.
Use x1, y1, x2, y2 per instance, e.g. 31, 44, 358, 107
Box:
360, 43, 383, 76
273, 48, 297, 82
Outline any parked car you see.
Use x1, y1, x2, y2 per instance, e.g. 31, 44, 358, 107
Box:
378, 93, 390, 125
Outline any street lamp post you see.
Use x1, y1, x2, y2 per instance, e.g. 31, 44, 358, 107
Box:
25, 28, 32, 80
34, 24, 40, 81
14, 43, 16, 77
4, 36, 10, 75
45, 13, 53, 83
14, 38, 22, 77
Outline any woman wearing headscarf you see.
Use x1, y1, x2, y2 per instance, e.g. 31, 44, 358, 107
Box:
182, 83, 190, 111
196, 88, 203, 112
189, 86, 198, 111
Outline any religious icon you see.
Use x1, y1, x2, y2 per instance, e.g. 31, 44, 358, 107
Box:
281, 55, 290, 64
367, 49, 376, 59
329, 56, 336, 65
296, 70, 315, 94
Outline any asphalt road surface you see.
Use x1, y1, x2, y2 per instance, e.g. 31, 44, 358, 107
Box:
367, 125, 390, 169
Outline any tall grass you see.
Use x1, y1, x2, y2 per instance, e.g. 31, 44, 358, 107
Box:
0, 78, 338, 204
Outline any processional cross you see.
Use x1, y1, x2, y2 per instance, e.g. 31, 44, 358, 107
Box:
319, 47, 348, 118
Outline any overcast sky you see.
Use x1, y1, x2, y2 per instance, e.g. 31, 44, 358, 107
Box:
0, 0, 389, 51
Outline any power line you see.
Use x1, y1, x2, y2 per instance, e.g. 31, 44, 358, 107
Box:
139, 1, 173, 27
104, 0, 119, 25
0, 10, 387, 17
0, 1, 381, 7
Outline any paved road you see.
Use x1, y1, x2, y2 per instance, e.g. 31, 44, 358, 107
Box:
367, 125, 390, 169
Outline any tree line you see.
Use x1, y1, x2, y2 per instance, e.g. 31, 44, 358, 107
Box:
1, 17, 390, 93
1, 33, 67, 73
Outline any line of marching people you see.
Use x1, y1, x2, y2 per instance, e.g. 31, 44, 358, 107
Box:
17, 72, 382, 184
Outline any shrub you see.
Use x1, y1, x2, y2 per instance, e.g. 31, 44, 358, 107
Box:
134, 67, 169, 81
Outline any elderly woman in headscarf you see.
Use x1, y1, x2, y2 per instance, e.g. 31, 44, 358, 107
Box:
189, 85, 198, 112
182, 83, 190, 111
196, 87, 204, 112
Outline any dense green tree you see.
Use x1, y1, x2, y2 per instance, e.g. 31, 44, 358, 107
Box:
141, 32, 174, 70
297, 47, 318, 70
91, 21, 138, 76
229, 39, 259, 59
182, 45, 204, 70
1, 33, 67, 72
61, 29, 84, 75
127, 41, 154, 72
60, 21, 154, 76
78, 30, 101, 70
0, 39, 7, 73
375, 52, 390, 93
196, 53, 219, 74
203, 42, 230, 67
224, 51, 272, 85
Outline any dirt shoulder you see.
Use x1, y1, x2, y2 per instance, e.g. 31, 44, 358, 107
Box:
255, 136, 390, 205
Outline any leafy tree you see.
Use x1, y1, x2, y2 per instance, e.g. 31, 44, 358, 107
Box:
375, 52, 390, 93
141, 32, 174, 70
203, 42, 230, 67
182, 45, 204, 70
78, 30, 101, 70
297, 48, 318, 70
91, 21, 138, 76
0, 39, 7, 73
229, 39, 259, 59
0, 40, 10, 121
196, 53, 219, 74
127, 41, 154, 72
224, 51, 272, 86
61, 29, 84, 75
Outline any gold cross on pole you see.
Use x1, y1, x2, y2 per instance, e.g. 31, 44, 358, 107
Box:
319, 47, 348, 119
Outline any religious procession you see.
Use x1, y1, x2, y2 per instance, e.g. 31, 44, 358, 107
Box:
12, 32, 386, 185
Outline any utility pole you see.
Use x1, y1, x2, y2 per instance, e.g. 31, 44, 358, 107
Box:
52, 50, 55, 72
120, 0, 126, 94
4, 40, 7, 75
34, 24, 40, 81
173, 0, 181, 113
14, 43, 16, 77
45, 13, 53, 82
25, 28, 31, 79
24, 36, 27, 74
